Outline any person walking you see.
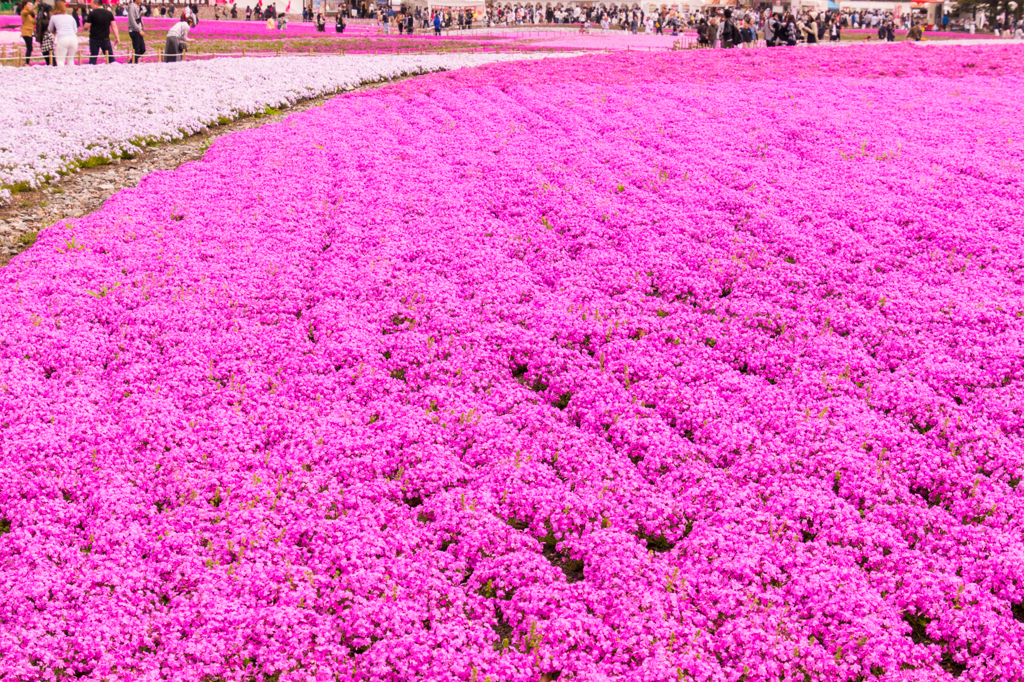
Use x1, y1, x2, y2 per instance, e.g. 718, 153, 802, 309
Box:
20, 0, 37, 64
49, 1, 78, 65
164, 14, 190, 61
128, 0, 146, 63
83, 0, 118, 65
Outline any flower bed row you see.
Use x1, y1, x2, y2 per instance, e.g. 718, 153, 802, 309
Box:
1, 45, 1023, 681
0, 52, 573, 194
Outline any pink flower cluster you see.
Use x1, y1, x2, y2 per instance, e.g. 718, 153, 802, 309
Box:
1, 45, 1024, 682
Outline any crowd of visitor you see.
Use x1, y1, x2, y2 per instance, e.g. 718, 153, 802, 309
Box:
472, 4, 1024, 43
349, 3, 1024, 42
14, 0, 207, 65
11, 0, 1024, 66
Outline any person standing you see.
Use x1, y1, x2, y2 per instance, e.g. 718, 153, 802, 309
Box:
784, 14, 797, 45
48, 1, 78, 65
719, 9, 738, 48
741, 18, 753, 46
764, 13, 776, 45
128, 0, 145, 63
164, 13, 190, 61
20, 0, 36, 63
805, 15, 819, 44
433, 11, 441, 34
83, 0, 118, 65
35, 1, 54, 65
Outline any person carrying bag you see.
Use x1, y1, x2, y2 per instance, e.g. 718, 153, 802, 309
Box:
35, 2, 54, 65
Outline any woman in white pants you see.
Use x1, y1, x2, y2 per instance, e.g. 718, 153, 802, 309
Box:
48, 1, 78, 66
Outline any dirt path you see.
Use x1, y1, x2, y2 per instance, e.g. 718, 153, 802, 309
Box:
0, 79, 400, 266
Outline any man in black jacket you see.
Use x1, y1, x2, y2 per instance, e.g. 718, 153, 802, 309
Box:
719, 8, 739, 48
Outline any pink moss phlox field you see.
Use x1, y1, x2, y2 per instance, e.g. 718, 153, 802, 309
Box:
373, 42, 1024, 94
2, 47, 1024, 682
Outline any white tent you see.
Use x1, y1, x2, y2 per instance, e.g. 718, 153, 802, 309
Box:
838, 0, 911, 11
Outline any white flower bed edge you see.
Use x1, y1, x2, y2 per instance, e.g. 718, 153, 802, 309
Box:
0, 52, 578, 201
